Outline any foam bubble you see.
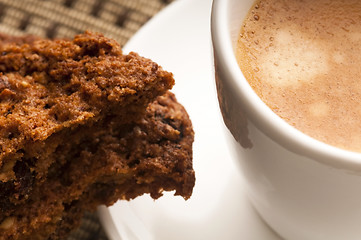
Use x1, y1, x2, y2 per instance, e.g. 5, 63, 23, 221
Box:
309, 102, 329, 117
259, 29, 329, 87
332, 51, 345, 64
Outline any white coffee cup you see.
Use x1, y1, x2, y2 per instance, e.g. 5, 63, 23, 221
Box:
211, 1, 361, 240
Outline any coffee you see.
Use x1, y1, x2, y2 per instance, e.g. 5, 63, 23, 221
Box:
237, 0, 361, 152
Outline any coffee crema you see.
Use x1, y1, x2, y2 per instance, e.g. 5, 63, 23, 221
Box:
237, 0, 361, 153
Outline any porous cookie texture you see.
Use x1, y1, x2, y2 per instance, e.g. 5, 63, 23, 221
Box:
0, 31, 174, 206
0, 32, 194, 240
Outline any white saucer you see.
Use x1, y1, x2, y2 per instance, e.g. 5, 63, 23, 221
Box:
97, 0, 281, 239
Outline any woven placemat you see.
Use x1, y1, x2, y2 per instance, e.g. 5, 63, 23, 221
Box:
0, 0, 173, 44
0, 0, 174, 239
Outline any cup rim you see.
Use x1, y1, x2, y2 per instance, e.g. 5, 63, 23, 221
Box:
211, 0, 361, 170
